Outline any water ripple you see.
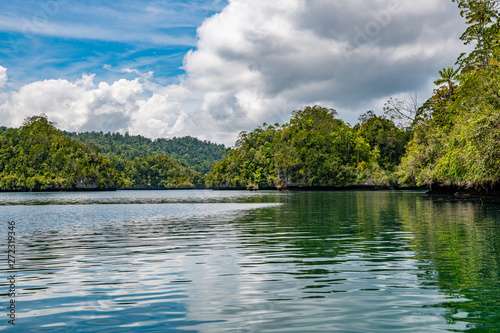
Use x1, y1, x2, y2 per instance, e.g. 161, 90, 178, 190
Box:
1, 190, 500, 332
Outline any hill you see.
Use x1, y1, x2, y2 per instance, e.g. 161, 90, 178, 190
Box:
63, 131, 226, 174
0, 116, 205, 191
399, 0, 500, 196
0, 116, 122, 191
207, 106, 410, 189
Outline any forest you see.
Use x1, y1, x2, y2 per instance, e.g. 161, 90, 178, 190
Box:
0, 116, 215, 190
0, 0, 499, 193
0, 116, 123, 191
399, 0, 500, 193
64, 131, 225, 174
206, 106, 410, 189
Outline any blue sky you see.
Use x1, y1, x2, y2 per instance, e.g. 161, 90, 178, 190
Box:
0, 0, 226, 87
0, 0, 467, 146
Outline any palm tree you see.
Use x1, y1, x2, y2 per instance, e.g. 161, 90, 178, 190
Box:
434, 66, 459, 98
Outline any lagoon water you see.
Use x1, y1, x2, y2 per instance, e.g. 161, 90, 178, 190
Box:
1, 190, 500, 332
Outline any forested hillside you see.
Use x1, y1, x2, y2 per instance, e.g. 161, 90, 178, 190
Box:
206, 106, 410, 188
64, 131, 226, 174
122, 154, 204, 189
399, 0, 500, 192
0, 116, 204, 190
0, 116, 122, 191
1, 0, 497, 194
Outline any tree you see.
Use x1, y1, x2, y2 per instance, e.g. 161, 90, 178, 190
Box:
452, 0, 500, 71
398, 1, 500, 189
207, 123, 280, 188
64, 131, 226, 174
434, 66, 460, 98
383, 92, 421, 127
355, 111, 411, 170
124, 154, 204, 189
0, 115, 123, 190
208, 106, 383, 188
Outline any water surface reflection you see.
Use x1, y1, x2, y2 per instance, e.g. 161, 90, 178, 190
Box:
0, 190, 499, 332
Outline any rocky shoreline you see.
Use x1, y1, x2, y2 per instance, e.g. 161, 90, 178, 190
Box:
212, 185, 425, 191
425, 184, 500, 198
0, 188, 118, 192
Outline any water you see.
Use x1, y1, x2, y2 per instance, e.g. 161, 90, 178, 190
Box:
1, 190, 500, 332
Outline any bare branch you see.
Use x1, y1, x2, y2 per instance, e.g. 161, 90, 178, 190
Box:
383, 92, 420, 127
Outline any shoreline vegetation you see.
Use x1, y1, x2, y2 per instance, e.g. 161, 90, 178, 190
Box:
1, 0, 500, 198
0, 115, 216, 192
209, 0, 500, 199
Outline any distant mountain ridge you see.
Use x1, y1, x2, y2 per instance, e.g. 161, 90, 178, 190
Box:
62, 131, 226, 174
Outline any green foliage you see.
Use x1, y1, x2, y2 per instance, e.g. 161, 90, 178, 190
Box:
400, 72, 500, 187
400, 0, 500, 188
0, 115, 122, 190
452, 0, 500, 71
206, 123, 280, 187
208, 106, 396, 188
0, 115, 207, 191
275, 106, 373, 186
355, 111, 412, 170
398, 124, 447, 185
124, 154, 204, 189
64, 131, 226, 174
434, 67, 460, 98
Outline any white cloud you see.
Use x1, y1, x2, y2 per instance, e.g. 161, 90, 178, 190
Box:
0, 66, 7, 87
175, 0, 466, 141
0, 74, 143, 132
0, 0, 468, 146
121, 68, 154, 80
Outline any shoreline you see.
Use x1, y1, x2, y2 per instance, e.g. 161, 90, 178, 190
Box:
212, 185, 426, 191
0, 188, 118, 193
0, 187, 208, 192
425, 184, 500, 199
3, 184, 500, 199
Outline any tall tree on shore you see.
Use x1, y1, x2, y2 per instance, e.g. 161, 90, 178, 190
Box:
434, 66, 459, 98
452, 0, 500, 71
383, 92, 421, 127
399, 0, 500, 187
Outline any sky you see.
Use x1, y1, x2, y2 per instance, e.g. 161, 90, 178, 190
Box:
0, 0, 469, 146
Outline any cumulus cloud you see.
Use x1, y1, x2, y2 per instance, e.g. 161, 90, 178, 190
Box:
0, 73, 197, 140
185, 0, 461, 113
0, 0, 467, 145
0, 66, 7, 87
178, 0, 466, 140
0, 74, 143, 132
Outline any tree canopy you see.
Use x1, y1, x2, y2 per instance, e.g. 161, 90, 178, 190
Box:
207, 106, 410, 188
0, 115, 205, 191
64, 131, 226, 174
0, 115, 122, 191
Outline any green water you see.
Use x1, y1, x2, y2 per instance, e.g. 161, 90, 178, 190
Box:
1, 190, 500, 332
